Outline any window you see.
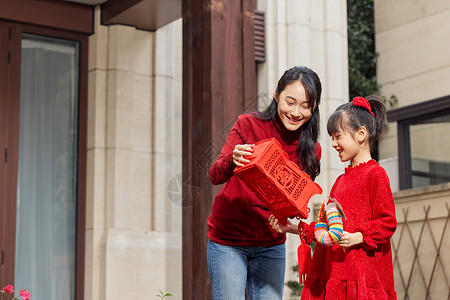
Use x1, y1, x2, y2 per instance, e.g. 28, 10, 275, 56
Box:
15, 33, 80, 300
387, 95, 450, 190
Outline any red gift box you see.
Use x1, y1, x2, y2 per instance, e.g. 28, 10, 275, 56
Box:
234, 138, 322, 219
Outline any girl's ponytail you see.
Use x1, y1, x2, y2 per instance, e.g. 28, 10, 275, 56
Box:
366, 94, 386, 143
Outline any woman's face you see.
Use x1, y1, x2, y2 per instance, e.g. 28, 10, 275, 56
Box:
276, 81, 313, 131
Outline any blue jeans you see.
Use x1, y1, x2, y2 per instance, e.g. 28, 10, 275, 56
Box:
207, 239, 286, 300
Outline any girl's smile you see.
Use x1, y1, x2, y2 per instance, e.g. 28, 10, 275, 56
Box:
331, 127, 371, 167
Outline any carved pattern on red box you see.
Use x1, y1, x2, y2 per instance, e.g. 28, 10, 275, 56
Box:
234, 138, 322, 219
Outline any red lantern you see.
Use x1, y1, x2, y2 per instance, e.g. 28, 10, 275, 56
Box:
234, 138, 322, 219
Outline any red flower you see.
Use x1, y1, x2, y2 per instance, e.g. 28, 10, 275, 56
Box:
2, 285, 14, 293
19, 288, 31, 300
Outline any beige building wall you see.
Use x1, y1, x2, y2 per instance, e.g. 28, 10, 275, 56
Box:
85, 7, 182, 300
376, 0, 450, 162
256, 0, 349, 297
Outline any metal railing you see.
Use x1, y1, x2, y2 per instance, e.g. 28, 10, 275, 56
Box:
392, 204, 450, 300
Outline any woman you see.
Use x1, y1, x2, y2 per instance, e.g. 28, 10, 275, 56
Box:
207, 66, 323, 299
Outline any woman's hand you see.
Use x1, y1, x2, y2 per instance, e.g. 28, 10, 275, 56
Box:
268, 215, 298, 234
232, 144, 254, 167
338, 231, 363, 248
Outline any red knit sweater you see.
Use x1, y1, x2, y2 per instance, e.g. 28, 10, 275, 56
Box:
207, 113, 321, 247
301, 160, 397, 300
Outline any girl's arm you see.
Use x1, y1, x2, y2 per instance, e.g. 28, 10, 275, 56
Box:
339, 231, 363, 247
353, 167, 397, 250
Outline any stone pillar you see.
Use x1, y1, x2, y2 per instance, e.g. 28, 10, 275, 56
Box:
86, 7, 183, 299
256, 0, 349, 295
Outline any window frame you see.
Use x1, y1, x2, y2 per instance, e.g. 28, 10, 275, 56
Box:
387, 95, 450, 190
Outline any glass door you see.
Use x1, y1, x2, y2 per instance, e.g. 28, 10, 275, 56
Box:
14, 33, 80, 300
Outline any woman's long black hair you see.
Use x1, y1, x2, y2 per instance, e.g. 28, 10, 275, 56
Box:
253, 66, 322, 180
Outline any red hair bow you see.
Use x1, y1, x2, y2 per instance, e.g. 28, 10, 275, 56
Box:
352, 96, 375, 117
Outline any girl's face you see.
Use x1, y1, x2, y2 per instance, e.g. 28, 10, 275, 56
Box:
276, 81, 312, 131
331, 126, 370, 166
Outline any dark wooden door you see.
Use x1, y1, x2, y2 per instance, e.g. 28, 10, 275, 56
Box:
0, 22, 20, 289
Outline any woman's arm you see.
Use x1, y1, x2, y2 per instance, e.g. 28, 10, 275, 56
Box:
209, 115, 252, 184
268, 215, 317, 244
268, 215, 299, 234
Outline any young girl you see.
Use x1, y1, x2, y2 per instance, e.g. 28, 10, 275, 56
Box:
207, 66, 322, 300
269, 95, 397, 299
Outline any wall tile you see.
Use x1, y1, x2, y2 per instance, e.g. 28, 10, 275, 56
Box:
375, 0, 450, 33
104, 229, 182, 298
376, 10, 450, 85
87, 69, 107, 150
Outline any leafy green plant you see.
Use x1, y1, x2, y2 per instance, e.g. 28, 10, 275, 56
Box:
347, 0, 377, 100
157, 290, 173, 299
347, 0, 397, 106
285, 264, 303, 298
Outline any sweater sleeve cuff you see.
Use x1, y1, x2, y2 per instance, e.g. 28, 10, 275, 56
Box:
355, 227, 377, 251
226, 152, 236, 173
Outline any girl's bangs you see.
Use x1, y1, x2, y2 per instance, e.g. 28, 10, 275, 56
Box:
327, 110, 345, 135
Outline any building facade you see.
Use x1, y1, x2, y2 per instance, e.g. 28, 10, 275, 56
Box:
0, 0, 448, 299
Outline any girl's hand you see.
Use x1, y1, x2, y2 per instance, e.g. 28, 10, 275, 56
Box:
268, 215, 298, 234
339, 231, 363, 248
232, 144, 254, 167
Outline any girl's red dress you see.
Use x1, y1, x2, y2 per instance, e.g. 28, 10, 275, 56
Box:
301, 160, 397, 300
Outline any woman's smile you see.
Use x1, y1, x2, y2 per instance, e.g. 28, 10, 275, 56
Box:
276, 81, 312, 131
287, 116, 301, 124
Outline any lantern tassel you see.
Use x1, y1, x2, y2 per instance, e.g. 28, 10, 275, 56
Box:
297, 241, 311, 284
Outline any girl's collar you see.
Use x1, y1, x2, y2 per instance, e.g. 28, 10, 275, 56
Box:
344, 159, 377, 174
